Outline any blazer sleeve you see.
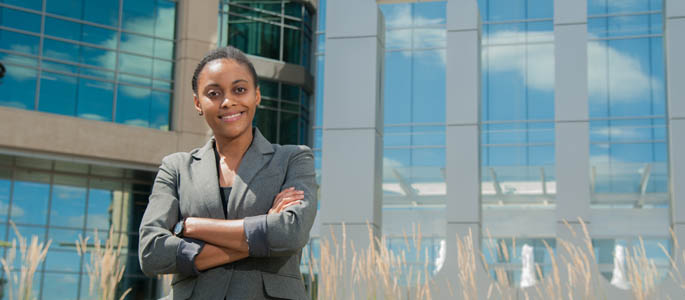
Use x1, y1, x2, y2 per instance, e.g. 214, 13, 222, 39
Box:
138, 154, 202, 277
243, 145, 318, 257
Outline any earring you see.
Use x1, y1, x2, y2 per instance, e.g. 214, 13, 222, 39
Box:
199, 111, 203, 116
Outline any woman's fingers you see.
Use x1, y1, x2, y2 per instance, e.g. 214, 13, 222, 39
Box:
280, 200, 302, 211
271, 200, 302, 214
271, 188, 304, 209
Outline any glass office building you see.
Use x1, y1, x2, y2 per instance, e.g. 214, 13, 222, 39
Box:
1, 0, 684, 299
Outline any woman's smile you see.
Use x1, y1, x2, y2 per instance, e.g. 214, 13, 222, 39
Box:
219, 111, 244, 122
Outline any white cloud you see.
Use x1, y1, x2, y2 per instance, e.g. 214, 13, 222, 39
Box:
483, 30, 662, 101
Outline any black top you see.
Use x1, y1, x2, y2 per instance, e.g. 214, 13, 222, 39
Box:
213, 143, 231, 219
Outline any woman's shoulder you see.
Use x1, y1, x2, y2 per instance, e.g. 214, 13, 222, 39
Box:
272, 143, 313, 157
159, 148, 197, 167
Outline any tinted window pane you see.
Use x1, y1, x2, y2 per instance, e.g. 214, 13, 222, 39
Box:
83, 0, 119, 26
153, 59, 173, 80
122, 0, 155, 35
116, 85, 151, 128
412, 50, 445, 123
0, 64, 37, 110
0, 7, 41, 32
384, 51, 411, 124
43, 38, 80, 65
77, 79, 114, 122
154, 39, 174, 59
254, 108, 278, 143
121, 33, 154, 55
1, 0, 42, 10
119, 53, 153, 77
11, 176, 50, 225
46, 0, 85, 20
280, 111, 298, 145
50, 175, 87, 228
0, 29, 40, 55
155, 0, 177, 39
229, 16, 280, 60
150, 90, 170, 130
88, 184, 121, 231
38, 72, 78, 116
414, 1, 446, 26
284, 27, 301, 64
0, 170, 10, 220
42, 272, 80, 300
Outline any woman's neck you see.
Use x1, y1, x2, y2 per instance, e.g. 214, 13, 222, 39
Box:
214, 128, 253, 171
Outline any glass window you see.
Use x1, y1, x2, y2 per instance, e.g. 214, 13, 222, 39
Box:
384, 51, 411, 125
283, 27, 302, 65
254, 108, 278, 143
0, 169, 10, 220
11, 172, 50, 225
152, 59, 173, 80
0, 64, 37, 110
412, 50, 445, 124
88, 181, 121, 231
279, 111, 298, 145
155, 0, 177, 39
0, 29, 40, 55
150, 90, 171, 130
1, 0, 42, 10
50, 175, 87, 228
42, 272, 80, 300
316, 0, 326, 31
0, 1, 175, 129
121, 33, 155, 55
122, 0, 155, 36
76, 79, 114, 122
222, 1, 311, 67
119, 53, 153, 77
38, 72, 78, 116
0, 6, 41, 32
588, 0, 667, 208
116, 85, 151, 128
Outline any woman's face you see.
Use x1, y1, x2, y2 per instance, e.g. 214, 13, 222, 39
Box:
194, 58, 261, 140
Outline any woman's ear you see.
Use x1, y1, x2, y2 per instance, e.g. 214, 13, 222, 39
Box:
193, 94, 203, 115
255, 86, 261, 106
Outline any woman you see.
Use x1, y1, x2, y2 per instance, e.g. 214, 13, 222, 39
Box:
138, 46, 317, 300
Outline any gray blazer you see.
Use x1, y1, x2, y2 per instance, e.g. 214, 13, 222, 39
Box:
138, 128, 317, 300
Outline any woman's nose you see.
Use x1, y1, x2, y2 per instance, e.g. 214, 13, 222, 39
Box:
221, 97, 235, 107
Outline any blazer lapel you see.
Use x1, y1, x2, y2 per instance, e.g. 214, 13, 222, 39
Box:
226, 128, 275, 219
191, 138, 225, 219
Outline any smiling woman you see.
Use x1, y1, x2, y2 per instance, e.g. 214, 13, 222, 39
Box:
138, 46, 317, 300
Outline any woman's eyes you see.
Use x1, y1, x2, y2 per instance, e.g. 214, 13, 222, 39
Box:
207, 87, 246, 98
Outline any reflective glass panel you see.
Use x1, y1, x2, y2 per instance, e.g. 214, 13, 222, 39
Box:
77, 79, 114, 122
50, 175, 87, 228
38, 72, 78, 116
0, 64, 37, 110
42, 272, 80, 300
0, 6, 41, 32
11, 172, 50, 225
116, 85, 151, 128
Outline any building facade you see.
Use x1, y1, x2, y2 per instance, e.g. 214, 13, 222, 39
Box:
0, 0, 683, 299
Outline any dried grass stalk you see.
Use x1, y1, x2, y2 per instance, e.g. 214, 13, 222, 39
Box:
76, 228, 132, 300
0, 222, 51, 300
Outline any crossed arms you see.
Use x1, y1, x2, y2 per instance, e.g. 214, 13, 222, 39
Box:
138, 147, 317, 277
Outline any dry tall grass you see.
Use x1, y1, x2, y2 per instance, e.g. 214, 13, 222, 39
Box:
75, 228, 131, 300
310, 219, 684, 299
315, 223, 433, 299
0, 222, 51, 300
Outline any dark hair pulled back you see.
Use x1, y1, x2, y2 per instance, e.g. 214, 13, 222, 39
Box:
191, 46, 259, 94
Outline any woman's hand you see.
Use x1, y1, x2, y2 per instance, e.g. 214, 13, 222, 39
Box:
269, 187, 304, 214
